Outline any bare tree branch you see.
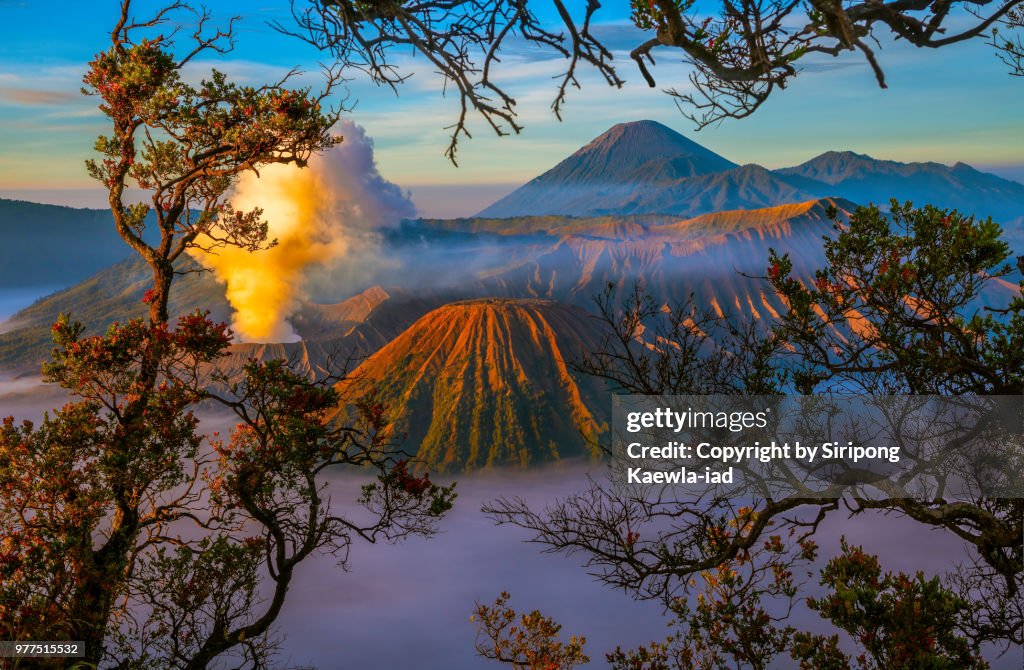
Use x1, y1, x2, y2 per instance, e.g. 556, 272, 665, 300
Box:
281, 0, 1023, 155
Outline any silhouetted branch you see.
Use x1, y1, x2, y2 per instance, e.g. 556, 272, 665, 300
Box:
280, 0, 1022, 154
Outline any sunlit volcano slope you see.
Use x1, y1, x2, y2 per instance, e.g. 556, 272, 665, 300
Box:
332, 299, 609, 472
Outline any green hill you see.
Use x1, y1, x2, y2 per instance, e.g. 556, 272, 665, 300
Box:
0, 256, 230, 373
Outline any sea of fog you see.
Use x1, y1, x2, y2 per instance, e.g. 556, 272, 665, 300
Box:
0, 380, 1020, 669
275, 468, 1023, 670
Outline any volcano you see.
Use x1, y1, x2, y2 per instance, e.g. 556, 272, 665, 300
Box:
332, 299, 608, 471
478, 120, 750, 218
1, 198, 851, 372
518, 119, 737, 184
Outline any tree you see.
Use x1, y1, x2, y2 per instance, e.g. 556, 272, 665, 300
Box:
486, 202, 1023, 650
605, 516, 820, 670
575, 283, 786, 398
792, 539, 988, 670
768, 202, 1023, 396
765, 202, 1024, 604
83, 0, 340, 327
991, 5, 1024, 75
473, 591, 590, 670
0, 2, 455, 667
278, 0, 1023, 161
617, 539, 992, 669
477, 540, 991, 669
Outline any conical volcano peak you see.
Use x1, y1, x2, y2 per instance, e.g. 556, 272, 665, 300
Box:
538, 119, 737, 185
478, 120, 738, 218
573, 120, 731, 168
331, 298, 607, 471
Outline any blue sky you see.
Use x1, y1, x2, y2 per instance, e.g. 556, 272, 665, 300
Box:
0, 0, 1022, 216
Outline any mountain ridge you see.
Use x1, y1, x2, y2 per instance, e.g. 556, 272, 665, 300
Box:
776, 150, 1024, 224
0, 197, 858, 372
0, 199, 131, 288
476, 121, 1024, 225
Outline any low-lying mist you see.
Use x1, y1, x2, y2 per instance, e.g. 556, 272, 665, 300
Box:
0, 380, 1018, 669
277, 462, 1019, 669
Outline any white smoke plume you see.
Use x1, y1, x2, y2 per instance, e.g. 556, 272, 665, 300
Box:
189, 121, 415, 342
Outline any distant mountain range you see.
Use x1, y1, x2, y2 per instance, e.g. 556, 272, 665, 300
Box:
0, 199, 131, 288
479, 120, 1024, 226
777, 151, 1024, 225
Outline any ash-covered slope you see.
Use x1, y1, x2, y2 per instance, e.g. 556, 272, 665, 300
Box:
0, 256, 232, 372
0, 260, 439, 376
332, 299, 608, 472
457, 199, 853, 317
